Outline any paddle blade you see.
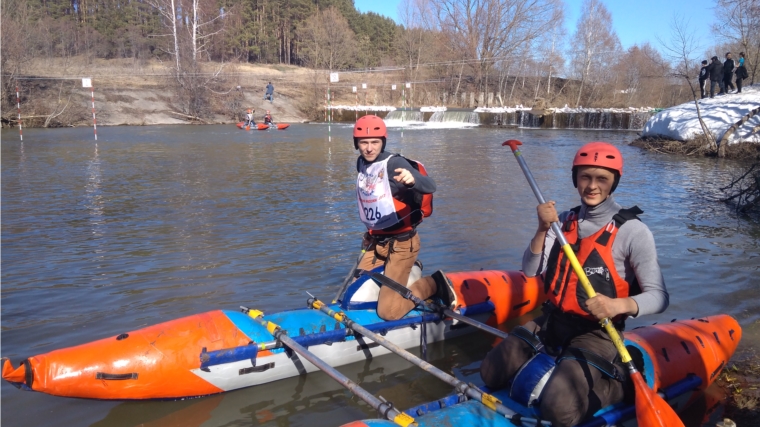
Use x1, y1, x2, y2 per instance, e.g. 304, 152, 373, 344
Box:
632, 372, 685, 427
245, 125, 250, 131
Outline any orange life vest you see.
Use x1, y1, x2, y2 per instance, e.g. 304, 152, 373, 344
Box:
544, 206, 643, 322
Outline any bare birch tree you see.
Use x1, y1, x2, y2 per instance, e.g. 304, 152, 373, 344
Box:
427, 0, 563, 93
397, 0, 437, 84
536, 23, 567, 100
142, 0, 227, 117
570, 0, 621, 107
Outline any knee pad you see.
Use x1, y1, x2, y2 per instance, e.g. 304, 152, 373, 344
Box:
509, 352, 556, 409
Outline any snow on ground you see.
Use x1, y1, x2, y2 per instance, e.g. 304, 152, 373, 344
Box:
474, 105, 654, 114
330, 105, 396, 111
642, 84, 760, 144
419, 106, 447, 112
474, 105, 529, 113
329, 105, 447, 112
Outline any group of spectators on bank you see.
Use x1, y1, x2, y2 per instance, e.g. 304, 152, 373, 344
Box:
699, 52, 749, 98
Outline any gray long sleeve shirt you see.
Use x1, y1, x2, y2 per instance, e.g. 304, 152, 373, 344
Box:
521, 196, 669, 318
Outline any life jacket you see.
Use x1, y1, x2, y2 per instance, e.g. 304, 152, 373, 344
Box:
543, 206, 643, 322
356, 155, 433, 235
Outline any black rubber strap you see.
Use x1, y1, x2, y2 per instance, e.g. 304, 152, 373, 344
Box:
24, 359, 34, 389
612, 206, 643, 227
511, 326, 544, 354
96, 372, 138, 380
364, 270, 417, 302
557, 347, 623, 381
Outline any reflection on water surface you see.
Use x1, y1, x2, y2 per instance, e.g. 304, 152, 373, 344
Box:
2, 125, 758, 427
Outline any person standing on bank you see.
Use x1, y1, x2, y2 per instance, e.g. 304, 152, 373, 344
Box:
264, 82, 274, 102
735, 52, 748, 93
353, 115, 455, 321
724, 52, 736, 93
480, 142, 670, 427
709, 56, 724, 97
698, 60, 709, 99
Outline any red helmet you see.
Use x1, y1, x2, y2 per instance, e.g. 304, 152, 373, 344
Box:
572, 142, 624, 192
353, 115, 387, 150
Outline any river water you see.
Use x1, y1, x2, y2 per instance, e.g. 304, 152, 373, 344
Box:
2, 124, 759, 427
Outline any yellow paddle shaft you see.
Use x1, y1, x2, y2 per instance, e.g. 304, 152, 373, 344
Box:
560, 243, 632, 364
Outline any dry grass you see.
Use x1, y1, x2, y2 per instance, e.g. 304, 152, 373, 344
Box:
631, 136, 760, 161
718, 354, 760, 424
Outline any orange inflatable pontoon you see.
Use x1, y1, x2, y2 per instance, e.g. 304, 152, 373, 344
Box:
1, 269, 545, 400
236, 122, 289, 130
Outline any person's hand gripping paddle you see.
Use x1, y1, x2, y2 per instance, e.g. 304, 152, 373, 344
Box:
503, 139, 685, 427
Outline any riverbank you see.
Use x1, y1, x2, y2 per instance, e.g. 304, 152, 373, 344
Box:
631, 137, 760, 161
3, 58, 314, 127
718, 345, 760, 425
639, 84, 760, 145
4, 57, 666, 129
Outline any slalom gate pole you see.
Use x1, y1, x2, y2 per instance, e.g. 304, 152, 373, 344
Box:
308, 297, 551, 426
401, 86, 405, 139
328, 86, 332, 142
90, 84, 98, 140
241, 306, 417, 427
16, 83, 23, 141
363, 271, 508, 340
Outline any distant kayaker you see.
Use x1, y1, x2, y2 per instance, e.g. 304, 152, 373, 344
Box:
264, 82, 274, 102
263, 110, 273, 125
244, 109, 255, 126
352, 115, 454, 321
480, 142, 670, 427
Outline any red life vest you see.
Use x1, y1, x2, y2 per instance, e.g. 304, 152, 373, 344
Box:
360, 155, 433, 236
405, 157, 433, 219
544, 206, 643, 322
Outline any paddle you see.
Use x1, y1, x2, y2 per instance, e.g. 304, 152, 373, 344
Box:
332, 242, 369, 303
241, 306, 417, 427
502, 139, 685, 427
308, 296, 551, 426
363, 270, 509, 340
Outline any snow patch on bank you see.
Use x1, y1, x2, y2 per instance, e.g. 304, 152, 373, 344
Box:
642, 84, 760, 144
419, 106, 447, 112
329, 105, 448, 112
474, 105, 655, 114
330, 105, 396, 111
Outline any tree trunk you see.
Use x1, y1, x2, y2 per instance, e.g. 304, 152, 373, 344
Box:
718, 106, 760, 157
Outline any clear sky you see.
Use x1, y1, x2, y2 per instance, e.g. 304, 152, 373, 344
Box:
354, 0, 718, 51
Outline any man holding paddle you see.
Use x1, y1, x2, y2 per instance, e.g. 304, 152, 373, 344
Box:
352, 114, 455, 321
481, 142, 672, 427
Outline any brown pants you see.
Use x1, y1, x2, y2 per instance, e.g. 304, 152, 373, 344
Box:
480, 313, 631, 427
357, 233, 437, 320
